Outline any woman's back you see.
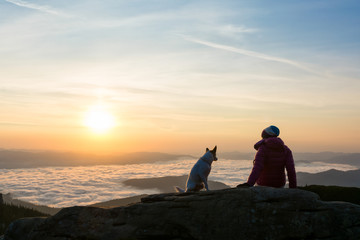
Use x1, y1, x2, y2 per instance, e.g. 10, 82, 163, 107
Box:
256, 137, 290, 187
238, 125, 297, 189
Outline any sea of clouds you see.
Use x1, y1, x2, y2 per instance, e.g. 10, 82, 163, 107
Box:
0, 158, 357, 208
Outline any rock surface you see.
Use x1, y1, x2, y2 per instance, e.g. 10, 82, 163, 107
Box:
4, 187, 360, 240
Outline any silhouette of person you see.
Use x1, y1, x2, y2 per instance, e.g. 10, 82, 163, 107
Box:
237, 125, 297, 188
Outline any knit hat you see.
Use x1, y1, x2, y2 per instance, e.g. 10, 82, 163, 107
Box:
261, 125, 280, 138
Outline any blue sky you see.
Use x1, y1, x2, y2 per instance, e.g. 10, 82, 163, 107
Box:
0, 0, 359, 153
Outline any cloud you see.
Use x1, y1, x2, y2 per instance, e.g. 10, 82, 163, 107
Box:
0, 160, 356, 207
221, 24, 258, 34
181, 35, 318, 74
218, 24, 259, 35
5, 0, 66, 16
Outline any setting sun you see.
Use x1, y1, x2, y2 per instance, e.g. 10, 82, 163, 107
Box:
84, 104, 116, 133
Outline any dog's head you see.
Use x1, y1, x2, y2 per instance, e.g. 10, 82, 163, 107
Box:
206, 146, 218, 161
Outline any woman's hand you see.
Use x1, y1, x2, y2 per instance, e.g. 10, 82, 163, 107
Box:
236, 183, 251, 188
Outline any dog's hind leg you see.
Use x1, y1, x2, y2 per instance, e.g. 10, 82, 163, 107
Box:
193, 183, 205, 191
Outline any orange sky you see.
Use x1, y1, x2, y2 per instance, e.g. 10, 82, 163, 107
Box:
1, 1, 360, 155
1, 115, 359, 155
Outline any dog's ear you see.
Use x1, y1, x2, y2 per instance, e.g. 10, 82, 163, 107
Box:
206, 148, 209, 152
212, 146, 217, 153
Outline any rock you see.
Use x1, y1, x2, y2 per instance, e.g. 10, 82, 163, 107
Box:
4, 187, 360, 240
88, 194, 148, 208
4, 218, 46, 240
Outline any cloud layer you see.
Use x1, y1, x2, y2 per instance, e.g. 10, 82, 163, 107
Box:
0, 159, 356, 207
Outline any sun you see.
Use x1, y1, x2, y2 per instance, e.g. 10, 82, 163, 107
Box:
83, 104, 116, 133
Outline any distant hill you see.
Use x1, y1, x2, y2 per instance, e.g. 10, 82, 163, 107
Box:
218, 151, 360, 167
293, 152, 346, 161
219, 151, 360, 162
326, 153, 360, 166
1, 192, 147, 218
0, 194, 49, 235
2, 193, 60, 216
1, 149, 359, 169
293, 152, 360, 166
219, 151, 254, 160
122, 175, 230, 193
0, 150, 194, 169
297, 169, 360, 188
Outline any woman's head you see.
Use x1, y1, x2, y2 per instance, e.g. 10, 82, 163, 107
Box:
261, 125, 280, 139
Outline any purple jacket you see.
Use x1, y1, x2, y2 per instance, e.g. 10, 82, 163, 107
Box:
247, 137, 297, 188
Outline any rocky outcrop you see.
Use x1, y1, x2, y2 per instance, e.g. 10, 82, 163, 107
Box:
5, 187, 360, 240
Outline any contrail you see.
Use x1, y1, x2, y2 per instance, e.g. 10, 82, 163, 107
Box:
5, 0, 64, 16
182, 35, 317, 74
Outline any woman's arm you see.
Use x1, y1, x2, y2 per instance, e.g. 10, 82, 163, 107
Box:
247, 146, 266, 186
285, 149, 297, 188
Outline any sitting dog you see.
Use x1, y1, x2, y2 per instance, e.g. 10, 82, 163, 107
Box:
175, 146, 217, 192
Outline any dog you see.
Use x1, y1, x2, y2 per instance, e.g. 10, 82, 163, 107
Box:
175, 146, 217, 192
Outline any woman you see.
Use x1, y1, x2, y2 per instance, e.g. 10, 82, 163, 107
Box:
237, 125, 297, 188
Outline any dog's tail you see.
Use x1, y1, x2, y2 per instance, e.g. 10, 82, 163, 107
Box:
174, 186, 185, 193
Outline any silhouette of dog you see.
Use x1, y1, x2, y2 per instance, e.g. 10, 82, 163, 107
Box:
175, 146, 217, 192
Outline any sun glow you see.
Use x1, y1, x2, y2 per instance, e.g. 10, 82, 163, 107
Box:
84, 104, 116, 133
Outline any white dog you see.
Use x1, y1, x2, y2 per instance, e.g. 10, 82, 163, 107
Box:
176, 146, 217, 192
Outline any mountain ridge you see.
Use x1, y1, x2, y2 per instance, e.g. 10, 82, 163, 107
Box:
0, 150, 193, 169
1, 149, 359, 169
297, 168, 360, 187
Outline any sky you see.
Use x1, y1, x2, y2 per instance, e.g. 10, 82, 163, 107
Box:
0, 0, 359, 155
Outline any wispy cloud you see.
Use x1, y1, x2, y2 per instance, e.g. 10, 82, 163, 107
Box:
5, 0, 65, 16
222, 25, 258, 34
181, 35, 318, 74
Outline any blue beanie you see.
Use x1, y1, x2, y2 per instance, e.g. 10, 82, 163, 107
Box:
263, 125, 280, 137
